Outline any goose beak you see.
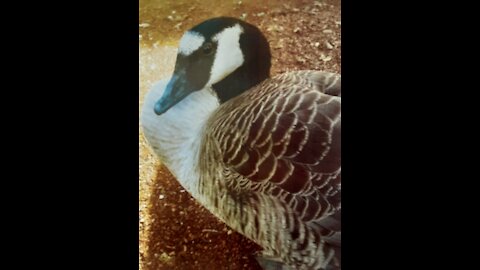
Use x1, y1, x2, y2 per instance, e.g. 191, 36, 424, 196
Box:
154, 73, 193, 115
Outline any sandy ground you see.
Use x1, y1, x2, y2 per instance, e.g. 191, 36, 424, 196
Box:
139, 1, 340, 269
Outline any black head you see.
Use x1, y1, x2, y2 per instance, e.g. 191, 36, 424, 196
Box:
154, 17, 271, 115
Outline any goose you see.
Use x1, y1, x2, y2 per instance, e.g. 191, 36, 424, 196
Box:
141, 17, 341, 270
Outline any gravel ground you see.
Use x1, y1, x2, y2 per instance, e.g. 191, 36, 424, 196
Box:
139, 1, 340, 269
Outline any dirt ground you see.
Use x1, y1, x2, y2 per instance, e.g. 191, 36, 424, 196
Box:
139, 1, 340, 269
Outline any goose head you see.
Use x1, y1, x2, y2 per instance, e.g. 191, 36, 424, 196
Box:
154, 17, 271, 115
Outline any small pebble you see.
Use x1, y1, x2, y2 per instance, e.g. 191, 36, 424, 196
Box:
174, 22, 182, 30
325, 41, 333, 49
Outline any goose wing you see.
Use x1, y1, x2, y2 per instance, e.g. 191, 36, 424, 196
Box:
206, 71, 341, 226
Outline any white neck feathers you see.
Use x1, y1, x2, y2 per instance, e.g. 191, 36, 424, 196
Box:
141, 79, 219, 199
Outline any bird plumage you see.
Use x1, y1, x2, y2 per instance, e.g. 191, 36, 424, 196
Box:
141, 17, 341, 270
198, 71, 340, 269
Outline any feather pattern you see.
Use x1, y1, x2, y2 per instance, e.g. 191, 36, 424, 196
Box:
141, 16, 341, 270
197, 71, 341, 269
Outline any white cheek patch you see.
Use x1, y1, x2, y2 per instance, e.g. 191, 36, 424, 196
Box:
178, 31, 205, 56
207, 24, 244, 86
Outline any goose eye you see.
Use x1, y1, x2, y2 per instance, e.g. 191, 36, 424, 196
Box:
202, 42, 213, 55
